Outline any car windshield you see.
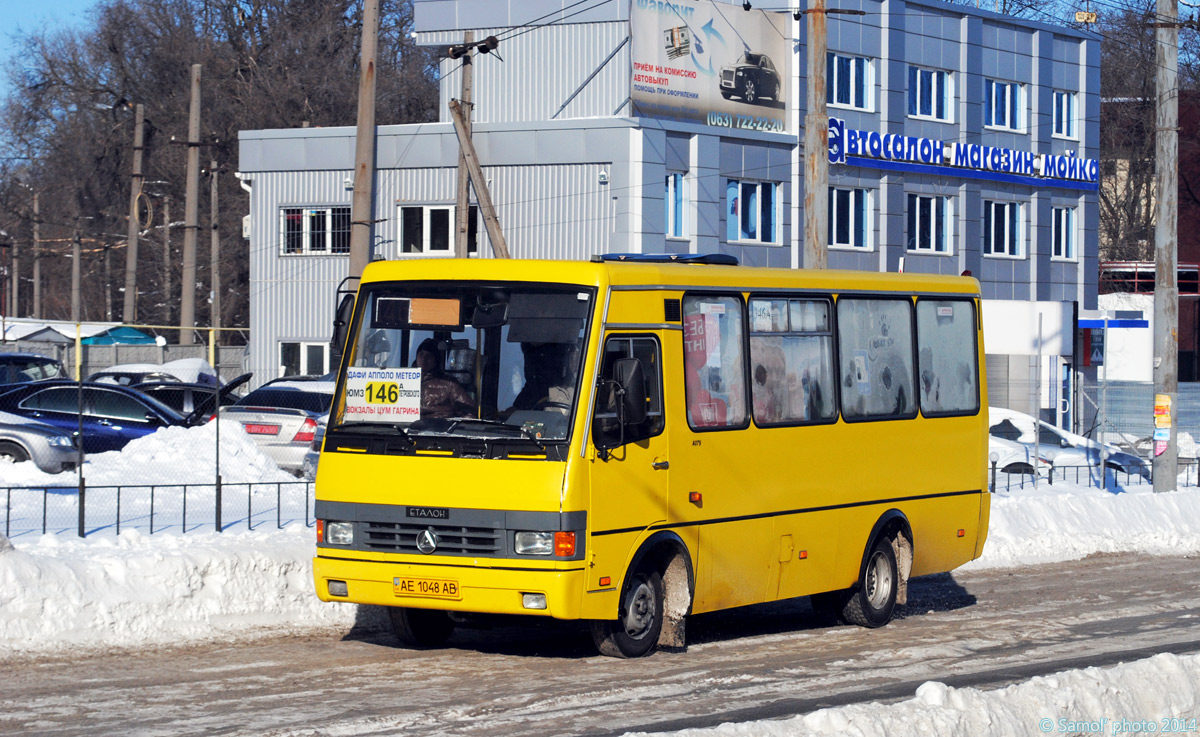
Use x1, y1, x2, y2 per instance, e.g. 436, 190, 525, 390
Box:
331, 282, 594, 444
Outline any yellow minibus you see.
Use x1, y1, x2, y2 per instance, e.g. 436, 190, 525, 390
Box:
313, 254, 989, 657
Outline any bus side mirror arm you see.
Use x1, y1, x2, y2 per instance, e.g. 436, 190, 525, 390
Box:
330, 293, 355, 371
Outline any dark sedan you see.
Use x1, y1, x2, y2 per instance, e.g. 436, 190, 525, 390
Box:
0, 380, 197, 454
719, 52, 781, 105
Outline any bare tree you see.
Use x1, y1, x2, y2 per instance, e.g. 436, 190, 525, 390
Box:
0, 0, 437, 332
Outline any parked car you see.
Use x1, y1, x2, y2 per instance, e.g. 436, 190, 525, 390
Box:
300, 415, 327, 481
0, 352, 66, 386
219, 380, 335, 474
988, 434, 1041, 476
988, 406, 1151, 480
89, 358, 222, 387
133, 373, 252, 417
0, 410, 79, 474
719, 52, 781, 104
0, 380, 200, 454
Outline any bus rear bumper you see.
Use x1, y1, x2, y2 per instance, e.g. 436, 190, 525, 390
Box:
313, 555, 587, 620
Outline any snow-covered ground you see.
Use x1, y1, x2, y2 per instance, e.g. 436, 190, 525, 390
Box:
4, 436, 1200, 734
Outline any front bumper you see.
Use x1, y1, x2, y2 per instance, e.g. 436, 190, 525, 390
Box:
313, 554, 588, 620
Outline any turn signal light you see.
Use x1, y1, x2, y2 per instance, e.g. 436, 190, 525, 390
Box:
554, 531, 576, 557
957, 529, 966, 538
316, 519, 325, 543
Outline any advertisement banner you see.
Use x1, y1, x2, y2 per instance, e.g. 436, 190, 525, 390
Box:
630, 0, 791, 134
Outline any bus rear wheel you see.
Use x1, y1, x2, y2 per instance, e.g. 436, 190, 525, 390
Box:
842, 537, 899, 628
388, 606, 455, 648
591, 568, 663, 658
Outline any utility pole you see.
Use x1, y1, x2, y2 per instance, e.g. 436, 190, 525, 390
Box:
180, 63, 202, 345
8, 232, 16, 317
209, 160, 221, 341
803, 1, 829, 270
1152, 0, 1179, 492
454, 31, 475, 259
71, 222, 82, 323
449, 100, 510, 258
162, 196, 172, 326
103, 246, 113, 321
348, 0, 380, 278
32, 193, 41, 320
123, 103, 144, 323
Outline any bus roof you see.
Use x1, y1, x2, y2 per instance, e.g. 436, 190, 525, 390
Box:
358, 258, 980, 296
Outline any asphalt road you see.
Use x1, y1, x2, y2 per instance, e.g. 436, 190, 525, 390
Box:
3, 553, 1199, 736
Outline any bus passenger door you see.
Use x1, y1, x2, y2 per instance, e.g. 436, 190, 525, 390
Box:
588, 334, 669, 591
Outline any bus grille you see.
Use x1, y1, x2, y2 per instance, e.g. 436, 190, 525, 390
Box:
362, 521, 504, 555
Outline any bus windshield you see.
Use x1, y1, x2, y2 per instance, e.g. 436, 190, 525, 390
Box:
331, 283, 593, 445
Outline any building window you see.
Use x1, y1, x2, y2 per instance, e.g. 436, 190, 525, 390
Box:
727, 180, 780, 244
828, 187, 870, 249
908, 65, 951, 121
827, 53, 870, 110
280, 341, 328, 378
281, 206, 351, 255
906, 194, 951, 253
984, 79, 1022, 131
1052, 206, 1076, 260
983, 200, 1023, 258
400, 205, 478, 256
666, 173, 686, 239
1054, 91, 1077, 138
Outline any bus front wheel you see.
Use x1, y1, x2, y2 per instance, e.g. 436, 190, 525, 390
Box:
591, 568, 664, 658
842, 537, 899, 628
388, 606, 455, 648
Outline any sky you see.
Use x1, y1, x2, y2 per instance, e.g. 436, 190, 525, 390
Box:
0, 0, 99, 99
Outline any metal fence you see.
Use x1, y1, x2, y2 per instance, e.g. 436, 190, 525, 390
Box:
990, 459, 1200, 493
2, 481, 315, 539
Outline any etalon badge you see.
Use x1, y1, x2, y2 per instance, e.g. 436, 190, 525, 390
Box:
416, 528, 439, 555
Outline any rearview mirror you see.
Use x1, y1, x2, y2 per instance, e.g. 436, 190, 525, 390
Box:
613, 357, 647, 425
330, 293, 355, 370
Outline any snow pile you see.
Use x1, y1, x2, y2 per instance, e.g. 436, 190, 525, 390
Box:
0, 526, 369, 657
630, 652, 1200, 737
0, 419, 295, 488
970, 484, 1200, 569
2, 477, 1200, 659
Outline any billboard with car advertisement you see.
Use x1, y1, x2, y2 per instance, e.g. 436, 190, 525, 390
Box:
630, 0, 792, 134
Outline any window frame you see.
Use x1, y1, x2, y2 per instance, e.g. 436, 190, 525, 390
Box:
827, 52, 872, 111
982, 200, 1024, 259
280, 205, 351, 256
592, 334, 666, 448
828, 186, 872, 251
1053, 90, 1077, 140
915, 297, 980, 419
983, 79, 1023, 132
835, 295, 919, 423
280, 340, 330, 378
726, 179, 782, 245
747, 295, 839, 428
906, 193, 953, 255
1052, 205, 1077, 261
682, 292, 751, 432
665, 172, 687, 240
398, 203, 480, 257
907, 65, 953, 123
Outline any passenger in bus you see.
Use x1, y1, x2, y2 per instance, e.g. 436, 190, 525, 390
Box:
414, 339, 473, 419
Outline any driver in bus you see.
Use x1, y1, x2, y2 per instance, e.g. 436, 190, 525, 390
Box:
414, 339, 473, 419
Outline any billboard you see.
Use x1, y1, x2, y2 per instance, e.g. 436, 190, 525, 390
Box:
630, 0, 792, 134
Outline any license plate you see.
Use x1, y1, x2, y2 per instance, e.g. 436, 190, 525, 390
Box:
393, 577, 461, 599
243, 423, 280, 435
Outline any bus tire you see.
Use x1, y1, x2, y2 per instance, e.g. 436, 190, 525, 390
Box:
590, 568, 663, 658
842, 537, 899, 628
388, 606, 455, 648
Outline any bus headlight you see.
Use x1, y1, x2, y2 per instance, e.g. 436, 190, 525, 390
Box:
515, 531, 554, 555
326, 521, 354, 545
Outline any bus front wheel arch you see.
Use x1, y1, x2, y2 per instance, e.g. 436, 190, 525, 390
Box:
591, 534, 694, 657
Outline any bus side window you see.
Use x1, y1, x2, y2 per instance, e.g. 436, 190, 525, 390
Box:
682, 295, 748, 429
593, 336, 664, 448
749, 297, 837, 425
915, 299, 979, 416
837, 297, 916, 421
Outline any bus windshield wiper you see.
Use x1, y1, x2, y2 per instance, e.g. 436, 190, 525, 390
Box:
329, 421, 415, 446
445, 418, 546, 451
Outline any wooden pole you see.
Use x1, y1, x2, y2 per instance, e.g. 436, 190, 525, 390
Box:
180, 64, 202, 344
449, 100, 509, 258
454, 31, 474, 259
348, 0, 380, 278
123, 104, 144, 322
